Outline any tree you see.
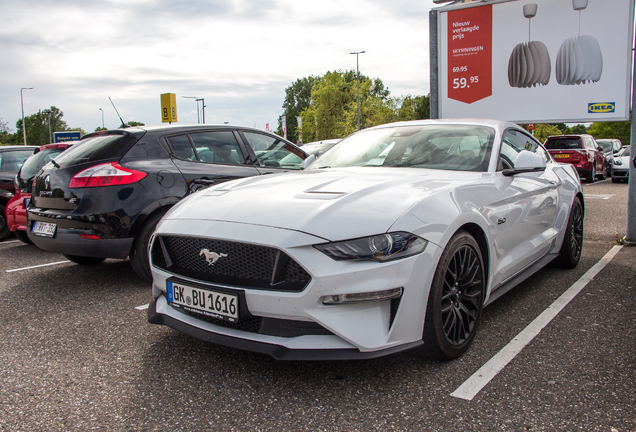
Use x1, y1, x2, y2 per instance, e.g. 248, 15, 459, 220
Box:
587, 121, 631, 146
534, 124, 563, 143
276, 76, 317, 143
15, 106, 69, 146
569, 124, 587, 134
0, 118, 11, 145
125, 121, 145, 127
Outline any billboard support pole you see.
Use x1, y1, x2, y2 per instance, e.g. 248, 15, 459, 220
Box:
429, 9, 439, 119
626, 41, 636, 243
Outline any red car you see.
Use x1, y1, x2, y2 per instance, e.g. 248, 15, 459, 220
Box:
544, 134, 607, 183
5, 143, 74, 243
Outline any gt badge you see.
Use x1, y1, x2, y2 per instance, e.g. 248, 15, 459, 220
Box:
199, 249, 228, 266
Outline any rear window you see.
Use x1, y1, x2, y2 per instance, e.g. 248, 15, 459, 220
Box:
20, 148, 67, 181
544, 138, 582, 150
55, 133, 141, 168
0, 150, 33, 172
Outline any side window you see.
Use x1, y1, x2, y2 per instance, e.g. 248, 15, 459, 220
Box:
241, 132, 305, 169
167, 135, 196, 161
0, 150, 33, 172
189, 132, 244, 165
498, 130, 541, 171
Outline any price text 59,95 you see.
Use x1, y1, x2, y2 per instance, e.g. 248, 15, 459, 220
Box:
452, 76, 479, 89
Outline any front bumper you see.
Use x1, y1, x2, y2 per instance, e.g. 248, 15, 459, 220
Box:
612, 167, 629, 179
148, 218, 441, 359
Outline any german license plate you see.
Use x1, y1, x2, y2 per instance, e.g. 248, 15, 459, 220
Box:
31, 221, 56, 237
554, 154, 569, 159
167, 281, 239, 322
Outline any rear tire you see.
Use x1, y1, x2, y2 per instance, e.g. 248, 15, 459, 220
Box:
0, 204, 11, 241
130, 211, 166, 283
63, 254, 106, 265
418, 230, 485, 360
554, 196, 583, 269
15, 230, 33, 244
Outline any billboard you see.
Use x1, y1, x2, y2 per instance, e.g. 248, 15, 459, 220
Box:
434, 0, 634, 123
53, 131, 82, 143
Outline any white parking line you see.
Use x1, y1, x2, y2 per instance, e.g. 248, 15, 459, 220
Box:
6, 260, 71, 273
135, 304, 149, 310
0, 240, 21, 246
451, 245, 623, 401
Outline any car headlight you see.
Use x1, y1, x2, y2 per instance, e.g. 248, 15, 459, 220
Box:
613, 159, 622, 166
314, 232, 427, 262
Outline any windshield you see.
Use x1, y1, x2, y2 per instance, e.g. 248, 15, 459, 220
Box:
20, 148, 67, 181
309, 125, 495, 172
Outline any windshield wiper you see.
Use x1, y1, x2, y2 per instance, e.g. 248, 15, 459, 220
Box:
317, 166, 331, 169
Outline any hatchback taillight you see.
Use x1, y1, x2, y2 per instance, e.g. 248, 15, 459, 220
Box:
69, 162, 147, 188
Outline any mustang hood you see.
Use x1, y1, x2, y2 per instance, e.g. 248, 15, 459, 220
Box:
167, 168, 476, 241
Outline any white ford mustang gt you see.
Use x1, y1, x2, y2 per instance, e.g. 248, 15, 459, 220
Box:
147, 119, 584, 361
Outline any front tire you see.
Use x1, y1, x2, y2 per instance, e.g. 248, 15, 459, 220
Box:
130, 211, 166, 283
0, 204, 11, 241
554, 196, 583, 269
587, 166, 595, 183
63, 254, 106, 265
15, 230, 33, 244
419, 230, 485, 360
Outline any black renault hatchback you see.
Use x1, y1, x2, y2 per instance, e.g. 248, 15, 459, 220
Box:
27, 124, 308, 281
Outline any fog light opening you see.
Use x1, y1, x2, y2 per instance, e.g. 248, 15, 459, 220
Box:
322, 287, 403, 305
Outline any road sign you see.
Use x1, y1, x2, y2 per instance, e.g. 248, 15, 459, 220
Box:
53, 131, 82, 143
161, 93, 178, 123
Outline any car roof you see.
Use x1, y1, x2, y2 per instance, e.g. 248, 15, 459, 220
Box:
365, 118, 525, 134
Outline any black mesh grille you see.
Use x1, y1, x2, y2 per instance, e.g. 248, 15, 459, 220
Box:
176, 307, 333, 337
153, 236, 311, 292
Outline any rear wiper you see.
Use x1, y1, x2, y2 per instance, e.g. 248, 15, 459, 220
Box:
317, 166, 331, 169
50, 159, 60, 168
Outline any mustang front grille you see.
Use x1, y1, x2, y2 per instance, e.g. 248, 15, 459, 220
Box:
152, 235, 311, 292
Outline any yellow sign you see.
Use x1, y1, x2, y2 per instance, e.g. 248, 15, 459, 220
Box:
160, 93, 178, 123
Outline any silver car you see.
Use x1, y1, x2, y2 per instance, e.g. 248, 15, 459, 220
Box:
611, 146, 631, 183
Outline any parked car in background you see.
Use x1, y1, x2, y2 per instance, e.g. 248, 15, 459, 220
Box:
27, 125, 307, 281
0, 145, 39, 241
148, 119, 584, 361
611, 146, 630, 183
278, 139, 341, 168
596, 138, 623, 177
6, 143, 75, 243
544, 134, 606, 182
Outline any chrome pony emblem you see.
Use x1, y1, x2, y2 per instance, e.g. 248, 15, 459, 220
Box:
199, 249, 227, 266
44, 175, 51, 190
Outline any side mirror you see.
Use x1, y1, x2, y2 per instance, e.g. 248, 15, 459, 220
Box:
300, 154, 316, 170
503, 150, 546, 176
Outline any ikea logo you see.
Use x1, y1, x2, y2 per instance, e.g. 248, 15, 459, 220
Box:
588, 102, 615, 113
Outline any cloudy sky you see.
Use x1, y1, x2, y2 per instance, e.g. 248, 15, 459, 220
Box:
2, 0, 440, 133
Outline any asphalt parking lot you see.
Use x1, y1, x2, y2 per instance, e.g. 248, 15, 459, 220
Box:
1, 179, 634, 432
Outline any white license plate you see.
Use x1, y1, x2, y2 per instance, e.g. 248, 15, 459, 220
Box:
31, 221, 57, 237
167, 281, 239, 322
24, 198, 30, 207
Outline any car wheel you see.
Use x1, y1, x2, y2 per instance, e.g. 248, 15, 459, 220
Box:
587, 166, 595, 183
598, 165, 606, 180
0, 204, 11, 241
63, 254, 106, 265
15, 230, 33, 244
554, 196, 583, 269
419, 230, 485, 360
130, 211, 166, 283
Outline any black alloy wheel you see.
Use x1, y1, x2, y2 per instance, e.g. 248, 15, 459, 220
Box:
555, 196, 583, 268
420, 230, 485, 360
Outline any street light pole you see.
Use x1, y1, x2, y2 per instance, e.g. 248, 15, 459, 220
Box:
20, 87, 33, 146
182, 96, 201, 123
350, 51, 366, 131
99, 108, 105, 129
199, 98, 205, 124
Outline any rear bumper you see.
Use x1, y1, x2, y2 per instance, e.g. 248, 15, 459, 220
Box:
27, 226, 133, 259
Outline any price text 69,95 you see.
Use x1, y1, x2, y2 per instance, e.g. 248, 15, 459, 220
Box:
452, 76, 479, 89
